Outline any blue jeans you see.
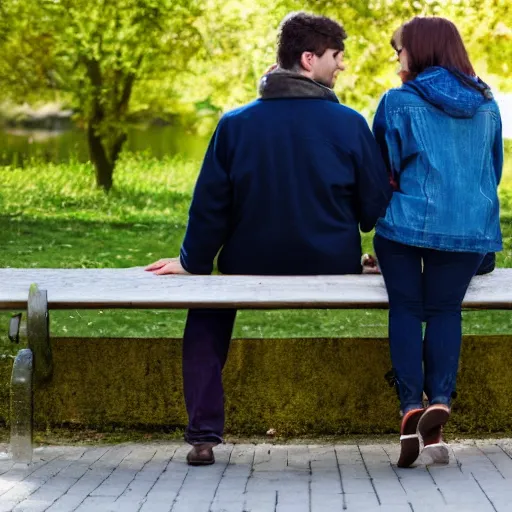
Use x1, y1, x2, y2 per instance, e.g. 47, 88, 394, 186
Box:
374, 235, 484, 413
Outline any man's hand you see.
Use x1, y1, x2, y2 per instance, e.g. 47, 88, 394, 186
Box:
145, 257, 190, 276
361, 254, 381, 275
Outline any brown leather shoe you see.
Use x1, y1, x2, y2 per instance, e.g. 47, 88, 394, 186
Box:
398, 408, 424, 468
186, 443, 216, 466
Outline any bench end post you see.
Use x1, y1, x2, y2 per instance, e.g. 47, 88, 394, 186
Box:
10, 348, 33, 463
27, 284, 52, 383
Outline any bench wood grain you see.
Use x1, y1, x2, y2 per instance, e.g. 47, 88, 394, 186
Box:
1, 267, 511, 310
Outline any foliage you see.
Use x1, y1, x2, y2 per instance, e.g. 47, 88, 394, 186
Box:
175, 1, 287, 118
446, 0, 511, 91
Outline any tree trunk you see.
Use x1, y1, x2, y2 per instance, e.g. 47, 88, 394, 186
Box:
87, 124, 114, 192
83, 56, 136, 191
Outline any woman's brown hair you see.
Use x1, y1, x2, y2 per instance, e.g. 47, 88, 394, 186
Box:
392, 17, 475, 80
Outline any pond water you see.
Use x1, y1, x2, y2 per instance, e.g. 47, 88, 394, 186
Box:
0, 126, 211, 167
1, 93, 510, 168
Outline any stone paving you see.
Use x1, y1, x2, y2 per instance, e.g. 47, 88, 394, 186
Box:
1, 440, 512, 512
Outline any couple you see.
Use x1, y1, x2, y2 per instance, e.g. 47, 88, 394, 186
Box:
146, 12, 503, 468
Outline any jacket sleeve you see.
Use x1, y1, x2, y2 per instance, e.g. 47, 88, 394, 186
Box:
372, 95, 392, 173
354, 115, 393, 233
493, 113, 503, 186
179, 117, 232, 274
373, 93, 400, 189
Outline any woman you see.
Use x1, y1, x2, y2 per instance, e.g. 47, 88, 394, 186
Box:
373, 17, 502, 468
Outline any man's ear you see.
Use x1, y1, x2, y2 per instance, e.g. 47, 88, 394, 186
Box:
300, 51, 315, 72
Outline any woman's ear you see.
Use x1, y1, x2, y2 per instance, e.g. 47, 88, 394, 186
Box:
300, 51, 314, 72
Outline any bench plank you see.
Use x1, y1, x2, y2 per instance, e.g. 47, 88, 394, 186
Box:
0, 268, 511, 310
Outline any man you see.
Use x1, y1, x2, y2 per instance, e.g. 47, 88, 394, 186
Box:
146, 12, 392, 466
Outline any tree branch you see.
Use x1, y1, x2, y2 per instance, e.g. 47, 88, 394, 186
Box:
118, 54, 143, 114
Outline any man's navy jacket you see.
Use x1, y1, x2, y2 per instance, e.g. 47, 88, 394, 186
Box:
180, 83, 392, 276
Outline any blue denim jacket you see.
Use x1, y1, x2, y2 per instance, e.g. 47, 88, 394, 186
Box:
373, 67, 503, 253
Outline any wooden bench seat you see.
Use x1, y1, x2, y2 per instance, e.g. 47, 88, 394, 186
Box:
1, 267, 512, 310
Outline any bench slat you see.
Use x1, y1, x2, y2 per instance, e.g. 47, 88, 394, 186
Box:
0, 268, 511, 310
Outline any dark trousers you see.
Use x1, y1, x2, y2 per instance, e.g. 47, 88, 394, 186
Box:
374, 235, 484, 413
182, 308, 237, 444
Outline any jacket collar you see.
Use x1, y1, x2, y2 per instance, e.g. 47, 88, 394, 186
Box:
259, 68, 339, 103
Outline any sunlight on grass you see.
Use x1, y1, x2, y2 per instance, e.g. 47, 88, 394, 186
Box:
1, 152, 198, 223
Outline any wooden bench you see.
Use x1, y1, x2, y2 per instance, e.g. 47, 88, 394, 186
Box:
1, 267, 512, 462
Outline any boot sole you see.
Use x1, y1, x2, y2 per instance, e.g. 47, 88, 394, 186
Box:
187, 458, 215, 466
398, 436, 420, 468
418, 405, 450, 446
398, 409, 424, 468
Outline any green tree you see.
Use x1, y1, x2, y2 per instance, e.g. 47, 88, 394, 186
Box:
447, 0, 511, 91
0, 0, 202, 190
165, 0, 288, 135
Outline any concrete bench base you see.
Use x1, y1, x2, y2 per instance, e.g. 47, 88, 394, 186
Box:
1, 335, 511, 437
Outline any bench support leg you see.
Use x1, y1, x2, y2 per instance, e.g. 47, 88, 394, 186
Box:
27, 284, 52, 384
10, 349, 33, 463
8, 285, 52, 463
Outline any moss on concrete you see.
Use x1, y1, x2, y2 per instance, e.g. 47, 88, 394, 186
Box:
0, 357, 13, 426
224, 338, 398, 436
453, 335, 512, 433
0, 335, 511, 436
33, 337, 187, 429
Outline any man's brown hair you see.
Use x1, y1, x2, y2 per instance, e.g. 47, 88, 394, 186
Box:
277, 12, 347, 70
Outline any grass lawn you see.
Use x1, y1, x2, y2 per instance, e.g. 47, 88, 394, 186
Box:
1, 145, 511, 354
